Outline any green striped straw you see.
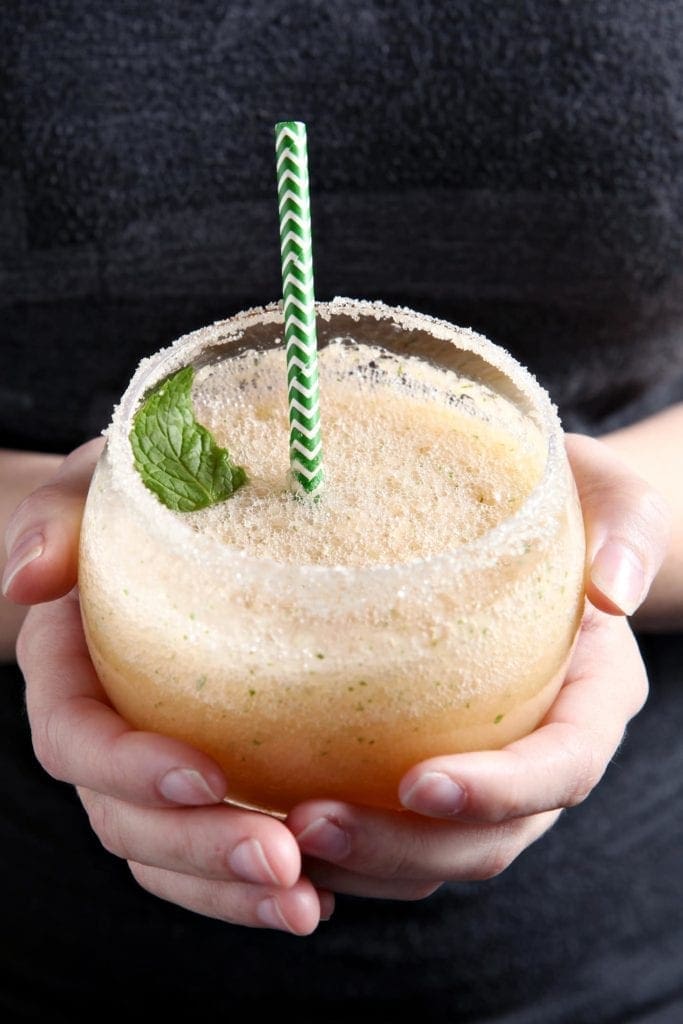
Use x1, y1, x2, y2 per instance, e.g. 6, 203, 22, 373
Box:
274, 120, 324, 499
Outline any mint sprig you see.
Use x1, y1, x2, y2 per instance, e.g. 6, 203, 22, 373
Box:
130, 366, 247, 512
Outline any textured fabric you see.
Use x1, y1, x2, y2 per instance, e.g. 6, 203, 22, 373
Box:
3, 0, 683, 451
1, 635, 682, 1022
1, 2, 682, 1021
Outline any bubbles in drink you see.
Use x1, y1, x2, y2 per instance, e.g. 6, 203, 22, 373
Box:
187, 341, 546, 567
79, 301, 585, 812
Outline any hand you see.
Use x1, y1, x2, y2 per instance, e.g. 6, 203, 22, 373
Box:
5, 435, 670, 907
5, 440, 332, 934
285, 434, 671, 899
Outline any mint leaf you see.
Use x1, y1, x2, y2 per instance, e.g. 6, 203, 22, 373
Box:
130, 366, 247, 511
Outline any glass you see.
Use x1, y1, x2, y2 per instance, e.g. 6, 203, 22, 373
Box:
78, 298, 585, 814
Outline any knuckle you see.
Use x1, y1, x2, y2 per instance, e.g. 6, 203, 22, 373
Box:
105, 734, 140, 798
6, 483, 63, 544
79, 790, 130, 859
494, 763, 528, 821
169, 824, 214, 876
562, 730, 601, 807
469, 815, 559, 882
399, 880, 443, 902
623, 485, 671, 561
637, 486, 671, 536
30, 708, 66, 781
28, 480, 68, 512
471, 828, 518, 881
138, 808, 223, 878
379, 825, 439, 882
4, 495, 33, 549
382, 844, 418, 881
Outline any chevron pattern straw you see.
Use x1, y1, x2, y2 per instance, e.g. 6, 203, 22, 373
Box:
275, 121, 324, 498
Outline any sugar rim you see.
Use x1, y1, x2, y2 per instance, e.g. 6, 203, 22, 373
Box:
105, 297, 569, 581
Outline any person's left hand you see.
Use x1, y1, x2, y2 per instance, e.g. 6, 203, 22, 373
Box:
286, 434, 671, 899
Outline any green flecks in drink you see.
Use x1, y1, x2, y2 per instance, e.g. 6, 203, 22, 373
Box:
130, 366, 247, 512
196, 674, 207, 691
494, 713, 504, 724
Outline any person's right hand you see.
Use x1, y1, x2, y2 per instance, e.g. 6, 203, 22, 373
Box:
4, 440, 333, 935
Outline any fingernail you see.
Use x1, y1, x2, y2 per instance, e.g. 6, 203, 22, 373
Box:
229, 838, 280, 885
158, 767, 222, 805
591, 541, 647, 616
294, 816, 351, 860
2, 531, 44, 596
400, 771, 467, 816
257, 896, 295, 933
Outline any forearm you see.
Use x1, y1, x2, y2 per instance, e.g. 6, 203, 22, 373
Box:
1, 449, 64, 661
600, 403, 683, 631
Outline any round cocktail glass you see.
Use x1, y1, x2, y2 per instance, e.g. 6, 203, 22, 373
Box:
78, 298, 585, 814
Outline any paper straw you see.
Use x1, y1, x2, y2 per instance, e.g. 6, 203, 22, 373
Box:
274, 120, 324, 498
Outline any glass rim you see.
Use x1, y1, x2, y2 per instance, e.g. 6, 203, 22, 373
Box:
105, 297, 570, 581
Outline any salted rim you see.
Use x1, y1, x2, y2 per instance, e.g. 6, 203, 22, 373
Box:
105, 297, 569, 580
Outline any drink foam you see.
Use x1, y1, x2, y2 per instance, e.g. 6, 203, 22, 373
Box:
186, 341, 545, 566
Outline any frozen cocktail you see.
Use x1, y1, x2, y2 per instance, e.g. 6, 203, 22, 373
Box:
78, 298, 585, 813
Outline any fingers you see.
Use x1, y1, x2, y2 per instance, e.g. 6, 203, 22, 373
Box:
77, 787, 330, 934
287, 438, 663, 901
127, 862, 332, 935
566, 433, 671, 616
3, 437, 104, 604
78, 789, 302, 887
19, 593, 232, 807
19, 593, 331, 933
397, 611, 646, 824
288, 801, 559, 891
287, 611, 645, 898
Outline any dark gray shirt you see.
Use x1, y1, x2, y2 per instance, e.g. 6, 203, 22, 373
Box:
1, 3, 682, 1021
2, 0, 683, 452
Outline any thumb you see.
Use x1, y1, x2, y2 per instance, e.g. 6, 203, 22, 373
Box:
566, 433, 671, 616
3, 438, 104, 605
